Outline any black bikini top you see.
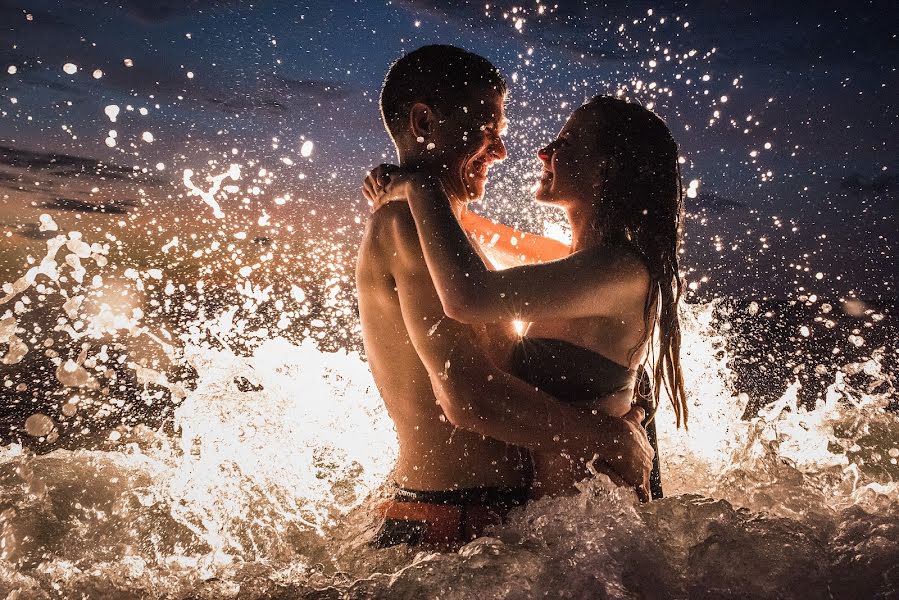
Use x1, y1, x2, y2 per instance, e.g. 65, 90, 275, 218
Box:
509, 337, 638, 403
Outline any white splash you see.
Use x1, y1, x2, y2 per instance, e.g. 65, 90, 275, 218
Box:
104, 104, 120, 123
182, 164, 241, 219
165, 335, 397, 559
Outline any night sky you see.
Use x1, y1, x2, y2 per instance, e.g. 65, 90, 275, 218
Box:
1, 0, 896, 305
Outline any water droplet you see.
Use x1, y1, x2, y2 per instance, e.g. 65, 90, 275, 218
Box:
104, 105, 120, 123
25, 413, 55, 437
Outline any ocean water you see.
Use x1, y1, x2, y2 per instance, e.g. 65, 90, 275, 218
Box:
1, 2, 895, 597
1, 263, 896, 599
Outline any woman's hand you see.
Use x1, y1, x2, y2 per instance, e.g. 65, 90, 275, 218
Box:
362, 163, 407, 211
614, 405, 654, 502
363, 164, 445, 212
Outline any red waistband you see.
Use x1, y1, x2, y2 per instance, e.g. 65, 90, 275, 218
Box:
376, 499, 508, 550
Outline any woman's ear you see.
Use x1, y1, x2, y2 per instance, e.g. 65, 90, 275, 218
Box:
409, 102, 438, 140
593, 156, 616, 190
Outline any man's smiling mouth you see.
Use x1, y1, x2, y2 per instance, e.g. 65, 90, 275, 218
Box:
468, 159, 489, 178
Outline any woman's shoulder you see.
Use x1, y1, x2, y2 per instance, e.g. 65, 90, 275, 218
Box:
577, 243, 651, 287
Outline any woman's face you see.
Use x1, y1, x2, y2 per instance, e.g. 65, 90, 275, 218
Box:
534, 106, 607, 205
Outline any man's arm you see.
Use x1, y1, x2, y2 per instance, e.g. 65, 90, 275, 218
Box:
376, 203, 652, 492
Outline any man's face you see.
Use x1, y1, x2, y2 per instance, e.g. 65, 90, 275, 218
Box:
433, 91, 508, 203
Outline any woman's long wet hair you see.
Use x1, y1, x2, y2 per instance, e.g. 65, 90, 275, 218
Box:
585, 95, 688, 427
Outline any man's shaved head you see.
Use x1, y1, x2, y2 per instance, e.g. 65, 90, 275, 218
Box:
380, 45, 507, 140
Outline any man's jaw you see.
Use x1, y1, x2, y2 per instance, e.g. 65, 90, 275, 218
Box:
468, 158, 489, 179
461, 156, 495, 199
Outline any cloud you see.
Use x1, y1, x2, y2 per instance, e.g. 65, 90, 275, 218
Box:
204, 95, 288, 114
0, 1, 71, 30
200, 77, 351, 114
69, 0, 240, 23
277, 78, 352, 101
0, 145, 137, 180
15, 222, 64, 241
689, 191, 747, 213
39, 197, 137, 215
2, 4, 354, 119
840, 174, 898, 196
5, 72, 87, 97
397, 0, 896, 68
395, 0, 641, 62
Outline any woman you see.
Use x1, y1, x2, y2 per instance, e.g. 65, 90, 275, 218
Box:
366, 96, 687, 499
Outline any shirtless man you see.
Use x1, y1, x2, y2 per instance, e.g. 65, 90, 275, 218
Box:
356, 45, 651, 550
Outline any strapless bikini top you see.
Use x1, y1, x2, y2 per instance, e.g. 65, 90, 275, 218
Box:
511, 336, 663, 500
509, 337, 638, 403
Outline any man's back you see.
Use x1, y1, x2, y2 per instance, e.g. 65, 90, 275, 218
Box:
356, 203, 526, 491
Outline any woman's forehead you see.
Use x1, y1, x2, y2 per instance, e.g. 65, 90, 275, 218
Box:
562, 105, 602, 134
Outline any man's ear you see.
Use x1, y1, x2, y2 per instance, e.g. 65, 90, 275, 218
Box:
409, 102, 439, 139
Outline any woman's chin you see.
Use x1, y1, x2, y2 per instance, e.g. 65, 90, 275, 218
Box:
534, 186, 554, 204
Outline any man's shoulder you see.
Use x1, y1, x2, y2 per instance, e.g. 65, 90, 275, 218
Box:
365, 203, 420, 254
368, 202, 415, 233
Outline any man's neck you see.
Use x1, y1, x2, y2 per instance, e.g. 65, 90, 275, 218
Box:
397, 152, 467, 220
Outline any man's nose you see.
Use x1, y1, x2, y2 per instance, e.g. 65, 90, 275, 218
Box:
491, 135, 507, 161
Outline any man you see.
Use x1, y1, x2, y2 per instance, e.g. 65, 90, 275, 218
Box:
356, 45, 651, 550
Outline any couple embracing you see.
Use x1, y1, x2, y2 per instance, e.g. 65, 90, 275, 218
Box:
356, 45, 687, 551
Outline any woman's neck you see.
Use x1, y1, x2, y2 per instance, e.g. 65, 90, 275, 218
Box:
566, 204, 605, 253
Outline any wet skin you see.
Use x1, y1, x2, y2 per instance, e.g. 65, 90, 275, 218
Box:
356, 91, 528, 491
365, 101, 655, 499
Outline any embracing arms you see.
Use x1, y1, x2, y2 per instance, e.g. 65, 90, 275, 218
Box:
372, 203, 652, 497
366, 169, 649, 325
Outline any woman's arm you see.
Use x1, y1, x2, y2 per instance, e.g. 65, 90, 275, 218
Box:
459, 208, 571, 268
401, 174, 649, 325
